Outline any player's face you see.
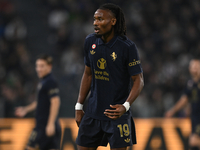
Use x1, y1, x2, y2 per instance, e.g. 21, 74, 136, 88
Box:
93, 9, 116, 36
35, 59, 52, 78
189, 60, 200, 78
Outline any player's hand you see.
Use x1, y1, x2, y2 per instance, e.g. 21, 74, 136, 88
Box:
75, 110, 84, 127
15, 107, 27, 117
104, 104, 126, 120
46, 123, 55, 137
165, 110, 174, 118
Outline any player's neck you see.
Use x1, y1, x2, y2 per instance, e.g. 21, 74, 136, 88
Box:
41, 72, 51, 79
101, 29, 115, 43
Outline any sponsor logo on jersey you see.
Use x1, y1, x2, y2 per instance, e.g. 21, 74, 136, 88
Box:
129, 59, 141, 66
90, 50, 96, 55
49, 88, 59, 95
124, 138, 130, 143
97, 58, 107, 69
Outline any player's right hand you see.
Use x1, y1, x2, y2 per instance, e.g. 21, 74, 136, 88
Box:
75, 110, 84, 127
15, 107, 27, 117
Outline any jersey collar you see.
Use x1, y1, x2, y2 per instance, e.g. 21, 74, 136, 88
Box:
97, 35, 118, 48
42, 73, 51, 80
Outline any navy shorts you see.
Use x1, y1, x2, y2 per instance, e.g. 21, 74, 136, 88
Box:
76, 115, 136, 148
27, 126, 61, 150
191, 117, 200, 136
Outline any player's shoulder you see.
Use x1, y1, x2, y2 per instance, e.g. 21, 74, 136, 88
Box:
85, 33, 97, 41
84, 33, 98, 50
116, 35, 135, 47
44, 75, 58, 87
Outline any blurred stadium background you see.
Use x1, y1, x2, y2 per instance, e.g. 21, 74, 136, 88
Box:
0, 0, 200, 149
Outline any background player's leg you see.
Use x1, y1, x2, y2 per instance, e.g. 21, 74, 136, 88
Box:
77, 145, 97, 150
189, 134, 200, 150
111, 147, 127, 150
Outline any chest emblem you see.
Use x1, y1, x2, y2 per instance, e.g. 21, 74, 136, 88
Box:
92, 44, 96, 49
90, 50, 96, 55
111, 52, 117, 61
97, 58, 107, 69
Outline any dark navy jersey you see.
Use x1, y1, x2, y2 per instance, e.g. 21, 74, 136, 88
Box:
84, 33, 143, 120
184, 79, 200, 118
36, 73, 60, 128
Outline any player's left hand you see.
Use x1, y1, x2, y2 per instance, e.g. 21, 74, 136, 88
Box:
46, 123, 55, 137
104, 104, 126, 120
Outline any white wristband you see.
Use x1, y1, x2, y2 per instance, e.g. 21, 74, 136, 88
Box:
123, 102, 130, 112
75, 103, 83, 110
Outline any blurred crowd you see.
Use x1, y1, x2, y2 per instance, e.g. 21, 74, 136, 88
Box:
0, 0, 200, 118
0, 0, 37, 117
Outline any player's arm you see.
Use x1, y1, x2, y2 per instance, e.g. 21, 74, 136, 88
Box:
125, 73, 144, 105
165, 95, 189, 117
46, 96, 60, 137
15, 101, 37, 118
104, 73, 144, 120
75, 65, 92, 127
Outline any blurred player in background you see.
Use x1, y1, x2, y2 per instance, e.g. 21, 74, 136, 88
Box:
75, 3, 144, 150
165, 59, 200, 150
15, 54, 61, 150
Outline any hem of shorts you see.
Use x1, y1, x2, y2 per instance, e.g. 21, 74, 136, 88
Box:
76, 142, 100, 148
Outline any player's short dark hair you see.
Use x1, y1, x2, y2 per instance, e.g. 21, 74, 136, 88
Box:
99, 3, 127, 36
36, 54, 53, 65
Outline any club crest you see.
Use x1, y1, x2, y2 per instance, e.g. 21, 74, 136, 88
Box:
110, 52, 117, 61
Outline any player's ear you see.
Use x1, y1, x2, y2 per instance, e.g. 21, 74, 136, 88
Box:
111, 18, 116, 26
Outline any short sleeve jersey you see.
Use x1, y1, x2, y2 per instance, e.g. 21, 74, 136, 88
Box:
84, 33, 143, 120
36, 73, 60, 128
184, 79, 200, 118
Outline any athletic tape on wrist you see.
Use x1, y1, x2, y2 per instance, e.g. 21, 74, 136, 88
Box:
75, 103, 83, 110
123, 102, 130, 112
